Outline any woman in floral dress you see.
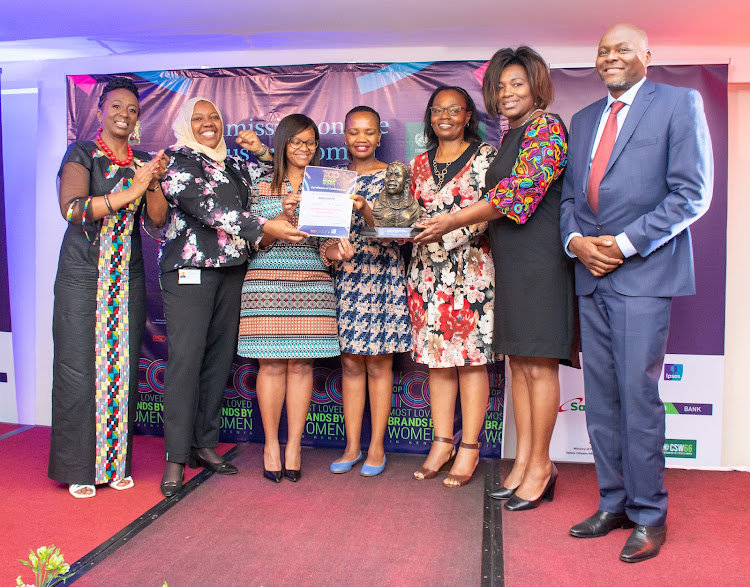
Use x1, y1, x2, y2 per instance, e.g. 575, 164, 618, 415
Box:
329, 107, 412, 477
409, 86, 496, 487
158, 98, 305, 496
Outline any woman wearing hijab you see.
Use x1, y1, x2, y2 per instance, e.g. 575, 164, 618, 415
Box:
158, 98, 306, 496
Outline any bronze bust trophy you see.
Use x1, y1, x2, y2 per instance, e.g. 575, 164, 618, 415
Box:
363, 161, 423, 238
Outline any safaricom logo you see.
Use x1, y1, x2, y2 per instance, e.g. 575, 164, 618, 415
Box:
559, 397, 585, 412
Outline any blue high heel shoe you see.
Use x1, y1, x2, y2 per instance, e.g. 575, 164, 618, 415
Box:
360, 455, 386, 477
330, 451, 362, 474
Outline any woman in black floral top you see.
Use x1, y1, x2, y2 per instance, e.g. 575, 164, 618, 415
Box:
158, 97, 306, 496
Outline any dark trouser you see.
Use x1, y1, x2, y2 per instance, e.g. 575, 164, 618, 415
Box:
579, 276, 672, 527
161, 264, 245, 464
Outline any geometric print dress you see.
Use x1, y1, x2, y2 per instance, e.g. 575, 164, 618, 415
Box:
333, 169, 411, 355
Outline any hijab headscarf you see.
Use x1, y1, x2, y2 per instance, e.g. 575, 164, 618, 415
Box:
172, 97, 227, 164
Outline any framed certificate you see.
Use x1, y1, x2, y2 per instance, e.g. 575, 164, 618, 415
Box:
297, 166, 358, 238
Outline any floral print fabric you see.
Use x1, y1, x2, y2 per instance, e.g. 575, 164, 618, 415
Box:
158, 146, 270, 272
407, 143, 497, 368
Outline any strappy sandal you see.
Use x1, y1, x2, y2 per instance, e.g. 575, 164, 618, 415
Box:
444, 441, 481, 488
69, 484, 96, 499
108, 476, 134, 491
414, 436, 457, 480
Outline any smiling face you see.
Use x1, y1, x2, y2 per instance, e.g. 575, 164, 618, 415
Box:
430, 89, 471, 144
497, 64, 537, 128
345, 111, 381, 161
596, 24, 651, 98
98, 88, 139, 140
285, 126, 317, 172
384, 163, 407, 195
190, 100, 223, 149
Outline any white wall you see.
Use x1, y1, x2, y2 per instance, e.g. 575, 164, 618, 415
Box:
0, 42, 747, 466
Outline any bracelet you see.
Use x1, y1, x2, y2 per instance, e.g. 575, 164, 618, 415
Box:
103, 193, 116, 215
253, 145, 269, 159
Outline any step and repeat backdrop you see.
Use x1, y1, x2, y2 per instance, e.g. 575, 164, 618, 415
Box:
65, 61, 727, 464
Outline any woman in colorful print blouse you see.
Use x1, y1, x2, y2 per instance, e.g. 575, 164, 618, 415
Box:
416, 48, 577, 511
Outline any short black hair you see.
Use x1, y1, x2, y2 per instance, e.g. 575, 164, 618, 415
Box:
272, 114, 320, 192
345, 105, 381, 126
422, 85, 481, 150
97, 77, 139, 108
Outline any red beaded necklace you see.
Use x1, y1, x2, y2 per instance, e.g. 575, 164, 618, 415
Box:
96, 133, 133, 167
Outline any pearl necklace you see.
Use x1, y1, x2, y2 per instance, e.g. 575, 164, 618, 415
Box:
96, 134, 134, 167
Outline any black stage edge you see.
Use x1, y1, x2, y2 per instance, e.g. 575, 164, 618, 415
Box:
64, 445, 240, 584
481, 459, 504, 586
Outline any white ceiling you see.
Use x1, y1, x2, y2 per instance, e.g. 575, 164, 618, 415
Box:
1, 0, 749, 63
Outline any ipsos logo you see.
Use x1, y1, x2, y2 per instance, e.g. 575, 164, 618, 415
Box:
559, 397, 585, 413
664, 364, 683, 381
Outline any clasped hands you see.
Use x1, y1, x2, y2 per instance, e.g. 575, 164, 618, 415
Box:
569, 235, 624, 277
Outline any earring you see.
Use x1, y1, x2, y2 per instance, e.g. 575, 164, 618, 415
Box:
377, 141, 381, 146
465, 122, 469, 127
98, 126, 102, 132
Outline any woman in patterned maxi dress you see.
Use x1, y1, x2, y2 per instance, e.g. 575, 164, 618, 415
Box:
49, 78, 168, 498
329, 107, 411, 477
237, 114, 353, 482
409, 87, 496, 487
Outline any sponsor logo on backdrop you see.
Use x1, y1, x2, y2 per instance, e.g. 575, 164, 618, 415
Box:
665, 402, 713, 415
664, 439, 697, 458
664, 364, 683, 381
559, 397, 585, 412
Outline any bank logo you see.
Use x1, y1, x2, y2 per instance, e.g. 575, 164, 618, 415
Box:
663, 439, 697, 459
559, 397, 585, 412
664, 364, 683, 381
665, 402, 713, 416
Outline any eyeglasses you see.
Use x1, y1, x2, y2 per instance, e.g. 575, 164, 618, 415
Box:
288, 137, 319, 150
429, 105, 465, 116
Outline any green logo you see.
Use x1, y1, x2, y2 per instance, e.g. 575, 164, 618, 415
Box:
663, 439, 697, 459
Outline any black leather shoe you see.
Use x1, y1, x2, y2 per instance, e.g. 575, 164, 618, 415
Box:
263, 469, 282, 483
284, 468, 301, 482
570, 511, 635, 538
620, 524, 667, 563
489, 486, 517, 500
160, 463, 184, 498
189, 449, 238, 475
504, 464, 557, 511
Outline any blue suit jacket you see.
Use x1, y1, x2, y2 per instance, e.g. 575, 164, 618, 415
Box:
560, 79, 713, 297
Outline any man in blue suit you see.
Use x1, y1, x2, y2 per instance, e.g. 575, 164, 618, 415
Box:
560, 23, 713, 563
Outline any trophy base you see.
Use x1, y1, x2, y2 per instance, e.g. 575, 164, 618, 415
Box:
361, 226, 424, 239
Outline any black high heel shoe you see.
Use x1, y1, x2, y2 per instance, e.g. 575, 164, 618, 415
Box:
263, 468, 283, 483
489, 486, 518, 500
189, 448, 238, 475
161, 462, 185, 497
504, 464, 558, 511
283, 468, 301, 482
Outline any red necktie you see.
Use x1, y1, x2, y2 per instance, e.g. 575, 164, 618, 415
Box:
587, 100, 625, 214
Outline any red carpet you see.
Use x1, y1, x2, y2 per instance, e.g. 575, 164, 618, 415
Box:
0, 426, 232, 585
500, 461, 750, 585
0, 422, 22, 435
73, 444, 486, 585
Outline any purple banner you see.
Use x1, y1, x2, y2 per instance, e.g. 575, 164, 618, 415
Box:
66, 61, 727, 456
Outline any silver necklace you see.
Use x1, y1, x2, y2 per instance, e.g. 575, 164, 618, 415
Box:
433, 140, 466, 191
517, 108, 543, 128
